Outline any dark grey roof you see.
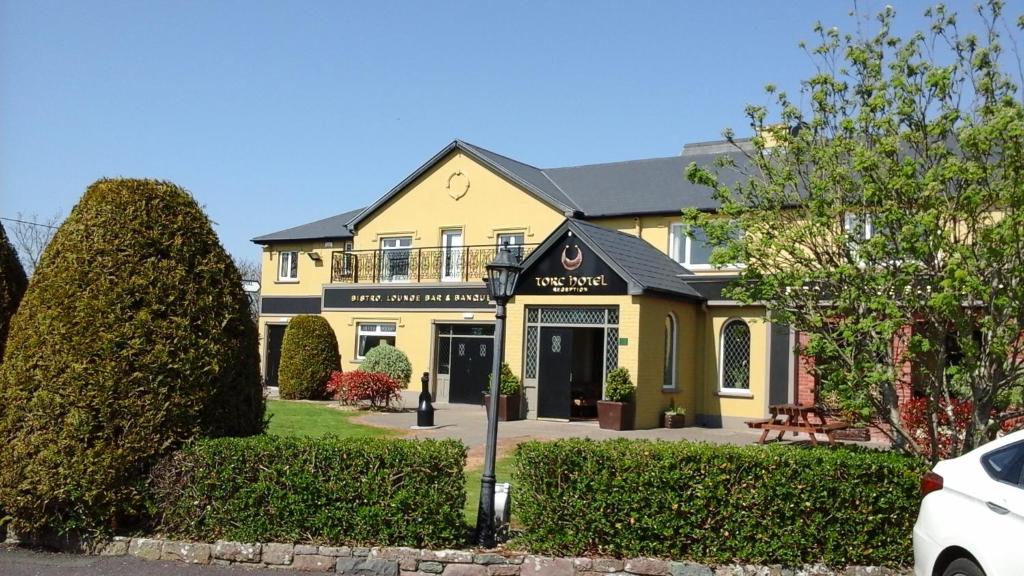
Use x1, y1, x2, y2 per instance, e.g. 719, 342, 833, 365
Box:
518, 218, 703, 300
254, 138, 754, 246
251, 207, 363, 244
683, 276, 741, 301
544, 147, 752, 217
457, 141, 580, 214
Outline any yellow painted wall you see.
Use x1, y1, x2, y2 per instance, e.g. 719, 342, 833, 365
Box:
260, 309, 497, 389
589, 214, 739, 276
698, 305, 770, 427
259, 241, 340, 297
635, 296, 701, 428
324, 309, 495, 374
352, 151, 566, 251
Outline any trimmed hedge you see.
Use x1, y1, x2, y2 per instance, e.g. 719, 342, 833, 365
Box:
0, 179, 264, 535
278, 315, 340, 399
0, 221, 27, 362
512, 439, 927, 566
151, 436, 467, 547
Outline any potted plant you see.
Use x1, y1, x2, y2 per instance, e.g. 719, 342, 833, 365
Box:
663, 400, 686, 428
482, 363, 523, 421
597, 367, 635, 430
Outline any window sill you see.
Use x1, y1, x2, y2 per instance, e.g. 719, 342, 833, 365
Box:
661, 387, 678, 393
716, 390, 754, 399
275, 279, 300, 284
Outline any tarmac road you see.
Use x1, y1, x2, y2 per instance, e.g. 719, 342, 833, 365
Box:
0, 546, 314, 576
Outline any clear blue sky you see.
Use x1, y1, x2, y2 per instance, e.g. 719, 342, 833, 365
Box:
2, 0, 1019, 260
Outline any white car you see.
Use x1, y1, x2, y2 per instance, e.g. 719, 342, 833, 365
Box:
913, 428, 1024, 576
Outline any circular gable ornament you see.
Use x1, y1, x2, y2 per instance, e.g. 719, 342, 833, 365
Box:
447, 171, 470, 200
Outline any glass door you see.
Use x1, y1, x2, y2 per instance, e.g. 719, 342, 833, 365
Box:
441, 230, 463, 281
496, 232, 525, 261
380, 237, 412, 282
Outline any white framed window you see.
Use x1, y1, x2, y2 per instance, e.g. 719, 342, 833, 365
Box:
441, 229, 464, 281
496, 232, 526, 259
356, 322, 397, 359
277, 251, 299, 281
379, 236, 412, 282
719, 319, 751, 391
338, 241, 355, 277
663, 313, 677, 390
843, 213, 874, 241
669, 223, 714, 269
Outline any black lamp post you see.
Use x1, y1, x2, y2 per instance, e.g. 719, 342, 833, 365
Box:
475, 246, 521, 548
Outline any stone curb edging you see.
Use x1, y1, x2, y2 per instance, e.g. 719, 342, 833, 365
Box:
3, 533, 911, 576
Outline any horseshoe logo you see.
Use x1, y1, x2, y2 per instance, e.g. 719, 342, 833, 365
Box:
561, 244, 583, 271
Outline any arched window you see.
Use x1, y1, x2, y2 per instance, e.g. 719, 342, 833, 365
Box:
719, 320, 750, 390
663, 313, 677, 390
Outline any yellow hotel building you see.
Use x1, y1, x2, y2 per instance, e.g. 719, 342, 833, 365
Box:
253, 139, 796, 429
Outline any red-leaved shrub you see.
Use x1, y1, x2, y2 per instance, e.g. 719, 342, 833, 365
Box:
900, 398, 973, 459
325, 370, 344, 400
336, 370, 401, 410
901, 398, 1021, 459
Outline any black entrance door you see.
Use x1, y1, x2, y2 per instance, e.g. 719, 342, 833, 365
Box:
538, 327, 573, 419
265, 324, 287, 387
449, 337, 493, 404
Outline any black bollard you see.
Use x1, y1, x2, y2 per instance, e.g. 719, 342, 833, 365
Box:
416, 371, 435, 427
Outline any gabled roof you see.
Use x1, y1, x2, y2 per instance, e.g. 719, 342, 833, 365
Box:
251, 138, 755, 246
346, 140, 581, 231
251, 207, 363, 244
517, 218, 703, 300
457, 141, 581, 213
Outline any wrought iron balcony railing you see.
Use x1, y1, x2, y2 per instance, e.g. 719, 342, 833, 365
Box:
330, 243, 538, 284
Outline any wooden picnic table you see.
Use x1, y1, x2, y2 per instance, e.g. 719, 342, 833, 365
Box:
745, 404, 849, 446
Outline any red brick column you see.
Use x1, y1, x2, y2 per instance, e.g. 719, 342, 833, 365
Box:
795, 331, 817, 406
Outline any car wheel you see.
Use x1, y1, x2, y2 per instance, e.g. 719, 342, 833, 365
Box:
942, 557, 986, 576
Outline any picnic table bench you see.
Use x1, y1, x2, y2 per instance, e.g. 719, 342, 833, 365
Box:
745, 404, 849, 446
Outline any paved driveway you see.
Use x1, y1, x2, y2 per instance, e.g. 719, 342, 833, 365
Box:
351, 391, 769, 459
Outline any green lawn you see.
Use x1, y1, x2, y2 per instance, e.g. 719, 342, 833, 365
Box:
463, 456, 515, 525
266, 399, 392, 438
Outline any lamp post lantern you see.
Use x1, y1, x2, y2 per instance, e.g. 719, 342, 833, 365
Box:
475, 246, 521, 548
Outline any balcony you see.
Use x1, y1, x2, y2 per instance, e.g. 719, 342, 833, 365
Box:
331, 243, 538, 284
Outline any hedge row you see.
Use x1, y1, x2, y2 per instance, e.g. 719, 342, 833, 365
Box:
150, 436, 467, 548
512, 439, 928, 567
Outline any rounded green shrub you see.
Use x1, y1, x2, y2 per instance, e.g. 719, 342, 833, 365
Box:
0, 178, 265, 535
360, 342, 412, 386
278, 315, 340, 399
604, 367, 634, 403
0, 221, 27, 363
